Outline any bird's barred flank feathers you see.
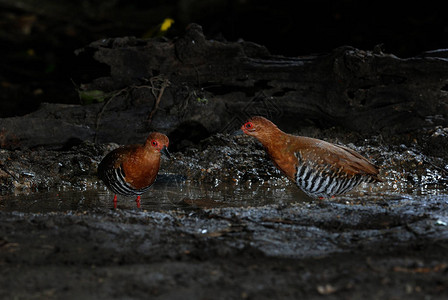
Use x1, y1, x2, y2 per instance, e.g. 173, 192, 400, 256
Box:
104, 165, 150, 196
237, 116, 381, 198
294, 160, 374, 198
97, 132, 170, 208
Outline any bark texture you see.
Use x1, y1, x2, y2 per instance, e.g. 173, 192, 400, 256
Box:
1, 24, 448, 149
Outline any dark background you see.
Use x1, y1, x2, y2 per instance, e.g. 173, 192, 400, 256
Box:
1, 0, 447, 117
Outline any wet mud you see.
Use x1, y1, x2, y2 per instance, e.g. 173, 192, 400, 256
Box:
1, 128, 448, 299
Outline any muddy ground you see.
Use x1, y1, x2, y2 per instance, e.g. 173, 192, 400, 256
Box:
1, 2, 448, 299
1, 128, 448, 299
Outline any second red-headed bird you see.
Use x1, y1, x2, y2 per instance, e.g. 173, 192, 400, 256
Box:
98, 132, 170, 208
235, 116, 381, 198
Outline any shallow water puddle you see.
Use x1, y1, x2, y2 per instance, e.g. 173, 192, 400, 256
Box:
0, 181, 302, 213
0, 174, 447, 213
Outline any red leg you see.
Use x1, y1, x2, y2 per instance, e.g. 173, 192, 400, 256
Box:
136, 195, 141, 208
113, 194, 118, 209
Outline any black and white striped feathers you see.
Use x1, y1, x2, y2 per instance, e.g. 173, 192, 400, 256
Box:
237, 116, 381, 199
99, 162, 152, 196
97, 132, 170, 202
294, 151, 377, 198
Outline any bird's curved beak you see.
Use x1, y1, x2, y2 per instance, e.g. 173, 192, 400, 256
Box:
231, 129, 244, 136
161, 146, 171, 159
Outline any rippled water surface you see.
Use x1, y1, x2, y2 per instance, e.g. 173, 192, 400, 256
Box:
1, 173, 447, 213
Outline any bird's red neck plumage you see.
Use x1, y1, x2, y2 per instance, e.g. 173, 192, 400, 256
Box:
241, 117, 298, 179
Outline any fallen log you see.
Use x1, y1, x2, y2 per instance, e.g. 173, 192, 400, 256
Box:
1, 23, 447, 149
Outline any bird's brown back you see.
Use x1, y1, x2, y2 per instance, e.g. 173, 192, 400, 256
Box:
242, 117, 380, 182
292, 136, 381, 181
98, 144, 161, 190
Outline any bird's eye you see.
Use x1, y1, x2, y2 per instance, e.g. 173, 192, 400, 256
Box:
245, 122, 254, 130
151, 140, 158, 147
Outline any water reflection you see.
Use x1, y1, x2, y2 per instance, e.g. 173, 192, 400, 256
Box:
0, 175, 447, 213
